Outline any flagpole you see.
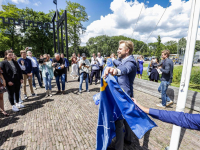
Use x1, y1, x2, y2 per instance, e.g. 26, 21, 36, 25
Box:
56, 1, 58, 22
169, 0, 200, 149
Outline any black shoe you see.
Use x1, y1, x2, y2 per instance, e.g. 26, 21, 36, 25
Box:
107, 148, 115, 150
31, 93, 37, 97
40, 86, 45, 88
90, 83, 92, 85
95, 82, 97, 85
124, 139, 132, 145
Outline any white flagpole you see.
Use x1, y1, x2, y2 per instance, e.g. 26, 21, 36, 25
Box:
169, 0, 200, 149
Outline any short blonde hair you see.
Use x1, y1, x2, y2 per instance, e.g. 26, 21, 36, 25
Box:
119, 40, 134, 54
162, 50, 170, 57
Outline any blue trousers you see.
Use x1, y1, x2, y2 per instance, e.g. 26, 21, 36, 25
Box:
79, 73, 89, 91
158, 81, 171, 106
32, 67, 42, 87
43, 72, 52, 90
56, 74, 66, 91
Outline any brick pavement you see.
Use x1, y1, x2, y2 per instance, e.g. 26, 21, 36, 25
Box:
0, 74, 200, 150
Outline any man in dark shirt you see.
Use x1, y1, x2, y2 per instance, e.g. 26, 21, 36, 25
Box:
52, 53, 66, 94
157, 50, 174, 108
61, 53, 69, 83
18, 50, 36, 99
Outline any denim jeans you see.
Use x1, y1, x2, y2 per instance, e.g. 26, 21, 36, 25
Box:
56, 74, 66, 91
79, 73, 89, 91
158, 81, 171, 106
43, 72, 52, 90
14, 90, 22, 103
32, 67, 42, 87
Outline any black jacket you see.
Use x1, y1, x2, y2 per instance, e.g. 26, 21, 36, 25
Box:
160, 58, 174, 83
0, 60, 23, 84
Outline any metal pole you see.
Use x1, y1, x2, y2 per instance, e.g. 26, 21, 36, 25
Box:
56, 5, 60, 53
61, 23, 64, 53
64, 10, 69, 60
169, 0, 200, 149
53, 21, 56, 53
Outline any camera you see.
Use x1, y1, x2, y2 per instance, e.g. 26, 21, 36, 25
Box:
82, 63, 86, 66
39, 58, 47, 64
54, 63, 60, 68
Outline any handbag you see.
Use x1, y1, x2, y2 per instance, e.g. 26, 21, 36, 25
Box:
78, 72, 89, 82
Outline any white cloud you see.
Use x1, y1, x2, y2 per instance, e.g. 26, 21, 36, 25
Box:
81, 0, 200, 46
11, 0, 29, 4
33, 1, 41, 6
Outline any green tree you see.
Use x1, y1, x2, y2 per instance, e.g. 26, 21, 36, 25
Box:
165, 40, 177, 54
178, 37, 187, 54
195, 40, 200, 52
155, 35, 162, 60
66, 0, 89, 54
0, 3, 22, 53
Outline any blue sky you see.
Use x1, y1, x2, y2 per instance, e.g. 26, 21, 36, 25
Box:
1, 0, 173, 27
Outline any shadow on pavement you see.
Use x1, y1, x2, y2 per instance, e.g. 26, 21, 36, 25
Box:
0, 129, 24, 147
0, 116, 20, 129
12, 146, 26, 150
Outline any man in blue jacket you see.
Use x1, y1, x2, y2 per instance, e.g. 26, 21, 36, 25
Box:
18, 50, 36, 99
27, 51, 44, 90
104, 40, 137, 150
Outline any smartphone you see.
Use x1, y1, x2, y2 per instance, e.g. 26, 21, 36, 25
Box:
28, 47, 32, 49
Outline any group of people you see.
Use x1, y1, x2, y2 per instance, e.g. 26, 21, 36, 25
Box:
0, 47, 111, 116
70, 52, 105, 93
102, 41, 200, 150
0, 48, 71, 114
0, 40, 198, 149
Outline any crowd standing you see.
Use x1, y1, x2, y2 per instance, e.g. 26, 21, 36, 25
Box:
3, 42, 198, 150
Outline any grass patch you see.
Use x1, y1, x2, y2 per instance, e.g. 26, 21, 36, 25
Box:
137, 66, 200, 93
143, 63, 149, 68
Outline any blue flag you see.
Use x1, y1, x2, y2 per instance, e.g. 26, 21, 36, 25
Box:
96, 58, 157, 150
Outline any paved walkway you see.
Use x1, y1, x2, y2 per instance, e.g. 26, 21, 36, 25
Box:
0, 73, 200, 150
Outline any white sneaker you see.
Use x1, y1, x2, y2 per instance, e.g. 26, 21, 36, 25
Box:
79, 90, 82, 94
16, 103, 24, 108
86, 90, 90, 93
49, 90, 52, 97
156, 103, 166, 108
46, 90, 49, 97
12, 105, 19, 112
166, 100, 173, 107
19, 100, 24, 104
19, 98, 23, 104
34, 87, 37, 90
97, 80, 100, 83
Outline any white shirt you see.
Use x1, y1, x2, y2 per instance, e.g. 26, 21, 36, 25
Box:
27, 56, 37, 67
97, 56, 104, 67
79, 59, 90, 74
77, 57, 82, 65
